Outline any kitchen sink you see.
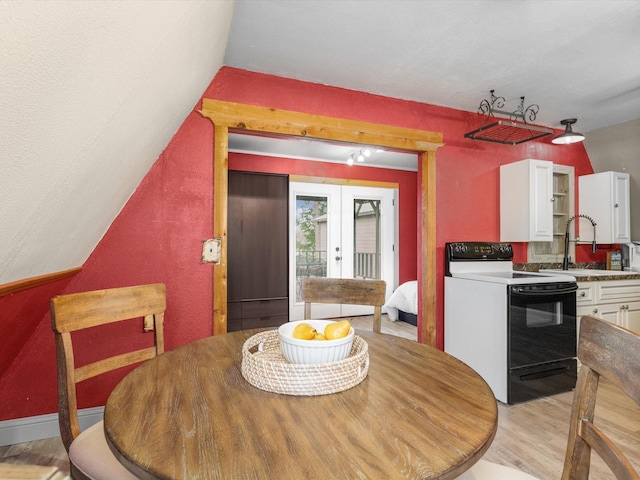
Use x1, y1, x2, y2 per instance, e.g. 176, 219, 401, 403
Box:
540, 268, 633, 277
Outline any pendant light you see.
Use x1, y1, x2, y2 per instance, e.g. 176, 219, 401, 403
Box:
552, 118, 585, 145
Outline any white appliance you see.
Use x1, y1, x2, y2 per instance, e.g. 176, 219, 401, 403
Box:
621, 242, 640, 272
444, 242, 578, 404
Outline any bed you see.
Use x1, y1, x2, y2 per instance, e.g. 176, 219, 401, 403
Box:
383, 280, 418, 326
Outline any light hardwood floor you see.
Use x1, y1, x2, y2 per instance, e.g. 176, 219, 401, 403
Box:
2, 315, 637, 479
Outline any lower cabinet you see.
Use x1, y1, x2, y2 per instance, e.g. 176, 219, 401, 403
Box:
576, 280, 640, 337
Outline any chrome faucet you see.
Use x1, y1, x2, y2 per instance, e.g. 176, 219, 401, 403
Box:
563, 214, 597, 270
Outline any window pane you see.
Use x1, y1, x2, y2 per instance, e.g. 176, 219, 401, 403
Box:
353, 199, 381, 279
295, 195, 328, 302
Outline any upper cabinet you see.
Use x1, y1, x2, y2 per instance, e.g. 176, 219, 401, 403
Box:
579, 172, 630, 244
500, 159, 554, 242
528, 164, 575, 262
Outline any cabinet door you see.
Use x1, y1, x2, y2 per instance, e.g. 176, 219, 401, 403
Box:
500, 159, 553, 242
240, 173, 288, 301
612, 172, 631, 243
579, 172, 630, 244
530, 160, 554, 240
596, 303, 621, 326
528, 165, 575, 262
621, 301, 640, 334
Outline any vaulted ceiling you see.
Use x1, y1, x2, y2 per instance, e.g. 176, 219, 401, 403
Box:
2, 0, 639, 284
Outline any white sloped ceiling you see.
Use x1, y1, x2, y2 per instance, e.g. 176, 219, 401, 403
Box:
0, 0, 235, 284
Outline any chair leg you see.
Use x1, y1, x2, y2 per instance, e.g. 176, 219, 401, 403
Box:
373, 308, 381, 333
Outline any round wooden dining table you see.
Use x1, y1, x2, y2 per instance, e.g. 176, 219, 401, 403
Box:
104, 329, 498, 480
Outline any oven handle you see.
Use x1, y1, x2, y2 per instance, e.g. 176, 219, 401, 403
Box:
510, 284, 578, 296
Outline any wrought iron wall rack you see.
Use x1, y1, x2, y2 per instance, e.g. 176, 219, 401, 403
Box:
464, 90, 553, 145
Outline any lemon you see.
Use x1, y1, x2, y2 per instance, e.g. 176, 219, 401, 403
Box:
292, 323, 317, 340
324, 320, 351, 340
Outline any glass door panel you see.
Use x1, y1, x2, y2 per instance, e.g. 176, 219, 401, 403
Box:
289, 182, 396, 320
295, 195, 328, 300
340, 186, 395, 317
290, 183, 341, 319
352, 198, 381, 280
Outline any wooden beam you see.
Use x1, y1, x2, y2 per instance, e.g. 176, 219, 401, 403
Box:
421, 151, 438, 346
200, 99, 443, 152
212, 125, 229, 336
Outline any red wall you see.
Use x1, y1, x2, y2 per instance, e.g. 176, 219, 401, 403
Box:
0, 67, 597, 422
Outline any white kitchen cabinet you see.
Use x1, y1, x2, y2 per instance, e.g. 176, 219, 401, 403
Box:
528, 164, 575, 262
575, 279, 640, 336
500, 159, 554, 242
578, 171, 630, 244
623, 302, 640, 332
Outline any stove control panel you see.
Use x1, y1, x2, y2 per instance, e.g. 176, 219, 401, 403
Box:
446, 242, 513, 261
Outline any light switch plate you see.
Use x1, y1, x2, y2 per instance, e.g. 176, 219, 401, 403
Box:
202, 238, 221, 264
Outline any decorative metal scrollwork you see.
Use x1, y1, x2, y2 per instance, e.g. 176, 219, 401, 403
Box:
476, 89, 540, 124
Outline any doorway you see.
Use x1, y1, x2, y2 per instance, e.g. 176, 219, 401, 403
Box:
199, 99, 442, 345
290, 181, 397, 320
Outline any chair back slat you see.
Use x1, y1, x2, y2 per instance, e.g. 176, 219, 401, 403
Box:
51, 284, 166, 333
561, 315, 640, 480
301, 278, 386, 332
50, 283, 166, 452
74, 347, 158, 383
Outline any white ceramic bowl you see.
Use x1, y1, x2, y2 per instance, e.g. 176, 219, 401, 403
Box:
278, 320, 355, 364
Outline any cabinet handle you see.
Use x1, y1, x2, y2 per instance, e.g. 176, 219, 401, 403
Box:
550, 197, 555, 202
580, 292, 586, 297
593, 308, 598, 314
615, 203, 619, 208
335, 256, 342, 261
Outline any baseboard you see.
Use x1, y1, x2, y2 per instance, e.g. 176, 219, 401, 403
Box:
0, 407, 103, 447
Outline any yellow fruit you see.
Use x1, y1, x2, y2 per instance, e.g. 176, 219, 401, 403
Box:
313, 333, 327, 340
324, 320, 351, 340
292, 323, 317, 340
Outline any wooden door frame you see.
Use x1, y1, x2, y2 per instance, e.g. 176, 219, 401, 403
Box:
199, 99, 443, 345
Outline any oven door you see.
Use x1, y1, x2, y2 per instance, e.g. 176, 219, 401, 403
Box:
508, 282, 577, 368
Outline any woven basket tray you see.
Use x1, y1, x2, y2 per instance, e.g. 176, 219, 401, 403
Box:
241, 330, 369, 396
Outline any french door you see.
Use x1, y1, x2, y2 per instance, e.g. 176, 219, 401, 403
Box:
289, 182, 397, 320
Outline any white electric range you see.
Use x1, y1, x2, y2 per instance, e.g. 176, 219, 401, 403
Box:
444, 242, 578, 404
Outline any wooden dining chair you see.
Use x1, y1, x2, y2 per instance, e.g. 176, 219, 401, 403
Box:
0, 463, 69, 480
300, 277, 386, 332
561, 315, 640, 480
459, 315, 640, 480
50, 283, 166, 480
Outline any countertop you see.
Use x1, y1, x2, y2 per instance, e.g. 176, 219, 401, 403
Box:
516, 263, 640, 282
540, 269, 640, 282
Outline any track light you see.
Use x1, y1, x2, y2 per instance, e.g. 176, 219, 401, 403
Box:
347, 148, 372, 165
552, 119, 585, 145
